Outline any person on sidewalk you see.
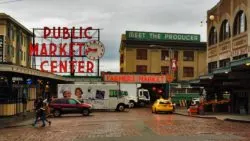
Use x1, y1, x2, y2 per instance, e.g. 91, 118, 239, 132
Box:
33, 97, 51, 127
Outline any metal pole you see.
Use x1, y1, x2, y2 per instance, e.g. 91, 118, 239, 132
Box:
97, 29, 100, 76
168, 48, 172, 99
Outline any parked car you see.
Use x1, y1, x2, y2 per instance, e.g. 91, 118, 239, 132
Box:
152, 98, 174, 114
49, 98, 92, 117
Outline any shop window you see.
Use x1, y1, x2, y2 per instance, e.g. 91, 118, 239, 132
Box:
220, 20, 231, 41
208, 61, 217, 73
209, 26, 217, 46
174, 51, 178, 60
161, 66, 169, 74
161, 50, 169, 60
136, 49, 147, 60
136, 65, 147, 73
183, 51, 194, 61
183, 67, 194, 77
233, 54, 247, 60
219, 58, 230, 68
233, 11, 247, 36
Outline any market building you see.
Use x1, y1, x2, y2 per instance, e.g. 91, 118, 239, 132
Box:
106, 31, 207, 103
192, 0, 250, 114
120, 31, 207, 82
0, 13, 73, 117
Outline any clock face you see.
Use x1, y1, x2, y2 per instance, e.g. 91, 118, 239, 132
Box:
85, 40, 105, 60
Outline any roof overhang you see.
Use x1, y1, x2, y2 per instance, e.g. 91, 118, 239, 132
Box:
0, 64, 74, 82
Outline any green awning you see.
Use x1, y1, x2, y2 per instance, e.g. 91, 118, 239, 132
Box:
199, 74, 213, 80
213, 66, 231, 74
231, 57, 250, 67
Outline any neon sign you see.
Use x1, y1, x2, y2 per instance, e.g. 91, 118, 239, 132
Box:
30, 27, 104, 75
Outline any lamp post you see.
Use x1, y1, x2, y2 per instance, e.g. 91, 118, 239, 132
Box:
149, 45, 174, 99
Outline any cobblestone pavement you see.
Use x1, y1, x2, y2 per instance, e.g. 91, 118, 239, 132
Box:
0, 108, 250, 141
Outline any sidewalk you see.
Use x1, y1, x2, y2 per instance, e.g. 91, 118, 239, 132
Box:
174, 108, 250, 123
0, 112, 35, 129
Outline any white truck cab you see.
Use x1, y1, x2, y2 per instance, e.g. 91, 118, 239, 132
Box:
137, 88, 150, 107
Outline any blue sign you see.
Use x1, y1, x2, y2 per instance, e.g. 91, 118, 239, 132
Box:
26, 79, 32, 85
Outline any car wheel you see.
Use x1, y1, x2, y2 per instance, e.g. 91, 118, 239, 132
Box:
129, 101, 135, 108
117, 104, 125, 112
53, 109, 61, 117
155, 108, 158, 114
82, 109, 90, 116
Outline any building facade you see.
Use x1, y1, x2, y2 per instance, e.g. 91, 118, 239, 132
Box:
0, 13, 32, 67
203, 0, 250, 114
120, 31, 207, 82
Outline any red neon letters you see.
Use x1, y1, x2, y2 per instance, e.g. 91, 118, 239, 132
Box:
30, 27, 95, 73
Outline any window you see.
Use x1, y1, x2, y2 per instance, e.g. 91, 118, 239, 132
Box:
136, 49, 147, 60
161, 50, 169, 60
136, 65, 147, 73
183, 51, 194, 61
233, 11, 247, 36
183, 67, 194, 77
219, 58, 230, 68
68, 99, 78, 104
233, 54, 247, 60
208, 61, 217, 73
174, 51, 178, 60
220, 20, 230, 41
53, 99, 67, 104
209, 27, 217, 46
161, 66, 169, 74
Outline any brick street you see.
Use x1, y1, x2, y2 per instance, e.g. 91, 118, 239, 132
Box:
0, 108, 250, 141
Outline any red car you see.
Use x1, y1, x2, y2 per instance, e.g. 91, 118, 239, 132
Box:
49, 98, 92, 117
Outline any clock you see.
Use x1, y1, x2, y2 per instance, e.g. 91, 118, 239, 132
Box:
85, 40, 105, 60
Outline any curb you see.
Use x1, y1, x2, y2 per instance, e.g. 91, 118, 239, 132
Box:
224, 118, 250, 123
174, 112, 217, 119
175, 112, 250, 123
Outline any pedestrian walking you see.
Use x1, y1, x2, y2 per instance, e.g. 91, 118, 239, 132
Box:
33, 97, 51, 127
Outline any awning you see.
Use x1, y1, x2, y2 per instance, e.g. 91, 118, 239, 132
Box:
0, 64, 74, 82
199, 74, 213, 80
213, 66, 231, 74
231, 57, 250, 67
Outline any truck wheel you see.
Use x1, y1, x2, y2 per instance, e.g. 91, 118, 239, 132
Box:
117, 104, 125, 112
82, 109, 90, 116
129, 101, 135, 108
139, 101, 145, 107
53, 109, 61, 117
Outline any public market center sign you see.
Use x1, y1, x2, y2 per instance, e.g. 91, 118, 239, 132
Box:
126, 31, 200, 42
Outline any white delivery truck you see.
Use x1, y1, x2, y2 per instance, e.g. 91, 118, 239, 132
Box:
120, 83, 150, 108
57, 82, 130, 112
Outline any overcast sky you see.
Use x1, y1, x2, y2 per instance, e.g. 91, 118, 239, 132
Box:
0, 0, 219, 72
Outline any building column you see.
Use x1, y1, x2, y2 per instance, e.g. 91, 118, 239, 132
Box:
248, 94, 250, 114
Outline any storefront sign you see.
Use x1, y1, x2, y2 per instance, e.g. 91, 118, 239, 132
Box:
126, 31, 200, 42
104, 74, 166, 83
29, 27, 104, 74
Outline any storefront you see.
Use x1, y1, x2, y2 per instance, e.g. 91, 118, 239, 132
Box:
0, 64, 73, 117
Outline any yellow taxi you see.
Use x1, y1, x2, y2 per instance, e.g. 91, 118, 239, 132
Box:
152, 98, 174, 114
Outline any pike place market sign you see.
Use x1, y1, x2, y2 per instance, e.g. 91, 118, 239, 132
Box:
126, 31, 200, 42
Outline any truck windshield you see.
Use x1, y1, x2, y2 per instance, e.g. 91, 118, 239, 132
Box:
143, 91, 149, 99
